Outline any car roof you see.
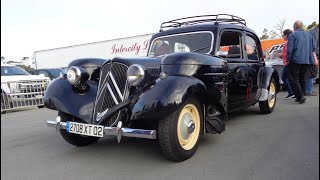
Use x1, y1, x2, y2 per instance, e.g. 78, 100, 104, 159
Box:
153, 23, 257, 39
152, 14, 258, 41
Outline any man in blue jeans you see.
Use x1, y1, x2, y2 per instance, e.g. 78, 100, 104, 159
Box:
287, 21, 315, 104
281, 29, 294, 99
306, 25, 319, 96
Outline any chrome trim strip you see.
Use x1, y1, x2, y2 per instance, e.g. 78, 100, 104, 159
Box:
96, 72, 110, 101
46, 120, 157, 141
107, 83, 119, 105
204, 73, 227, 76
46, 120, 57, 127
109, 72, 124, 101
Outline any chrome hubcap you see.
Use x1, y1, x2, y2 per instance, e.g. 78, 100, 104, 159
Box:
180, 113, 194, 140
187, 121, 195, 134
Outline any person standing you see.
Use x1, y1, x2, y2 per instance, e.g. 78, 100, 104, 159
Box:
305, 24, 319, 96
281, 29, 295, 99
287, 21, 315, 104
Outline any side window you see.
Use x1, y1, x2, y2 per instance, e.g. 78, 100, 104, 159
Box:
218, 31, 243, 59
39, 70, 49, 77
152, 40, 171, 56
245, 34, 260, 61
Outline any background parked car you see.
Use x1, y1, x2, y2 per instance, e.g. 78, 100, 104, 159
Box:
265, 49, 319, 88
30, 68, 65, 80
264, 50, 284, 88
1, 64, 50, 113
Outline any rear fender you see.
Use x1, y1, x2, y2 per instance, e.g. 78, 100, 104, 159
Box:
43, 78, 98, 124
256, 67, 280, 101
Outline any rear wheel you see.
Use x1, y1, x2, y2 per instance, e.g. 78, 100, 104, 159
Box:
158, 97, 203, 161
1, 93, 11, 114
259, 78, 277, 114
58, 112, 100, 146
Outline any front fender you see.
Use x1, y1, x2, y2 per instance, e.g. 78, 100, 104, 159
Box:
43, 78, 98, 124
130, 75, 207, 121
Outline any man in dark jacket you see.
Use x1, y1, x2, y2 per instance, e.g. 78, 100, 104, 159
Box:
305, 24, 319, 96
287, 20, 315, 104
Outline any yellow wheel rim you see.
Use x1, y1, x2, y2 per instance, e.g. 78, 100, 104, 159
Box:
177, 104, 200, 150
268, 82, 276, 108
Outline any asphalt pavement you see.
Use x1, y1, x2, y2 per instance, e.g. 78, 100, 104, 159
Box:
1, 85, 319, 180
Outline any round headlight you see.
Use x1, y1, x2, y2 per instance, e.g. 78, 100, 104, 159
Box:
67, 66, 81, 85
127, 64, 146, 86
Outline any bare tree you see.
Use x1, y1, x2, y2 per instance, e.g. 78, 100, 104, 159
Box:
269, 30, 278, 39
273, 18, 286, 38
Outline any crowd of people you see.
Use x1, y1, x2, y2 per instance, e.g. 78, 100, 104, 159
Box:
281, 21, 319, 104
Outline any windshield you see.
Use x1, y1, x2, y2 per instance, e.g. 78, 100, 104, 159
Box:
1, 66, 30, 76
48, 69, 63, 78
148, 31, 213, 57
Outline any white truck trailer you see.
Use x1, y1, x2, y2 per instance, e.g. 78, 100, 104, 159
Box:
33, 33, 153, 69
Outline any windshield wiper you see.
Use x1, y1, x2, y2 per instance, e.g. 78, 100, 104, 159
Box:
192, 46, 210, 53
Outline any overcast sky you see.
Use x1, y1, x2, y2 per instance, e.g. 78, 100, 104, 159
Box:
1, 0, 319, 61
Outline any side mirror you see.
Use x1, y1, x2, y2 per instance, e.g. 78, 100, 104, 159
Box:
216, 51, 228, 58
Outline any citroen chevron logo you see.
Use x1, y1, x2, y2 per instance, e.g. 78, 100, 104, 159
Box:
96, 71, 125, 122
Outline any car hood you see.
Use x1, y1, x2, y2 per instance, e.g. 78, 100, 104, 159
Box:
1, 75, 50, 83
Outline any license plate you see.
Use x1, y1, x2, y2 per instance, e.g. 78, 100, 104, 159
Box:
66, 122, 104, 137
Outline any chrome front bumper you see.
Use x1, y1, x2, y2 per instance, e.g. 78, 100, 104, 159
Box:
46, 117, 157, 143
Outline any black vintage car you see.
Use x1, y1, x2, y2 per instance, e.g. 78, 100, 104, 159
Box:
45, 14, 280, 161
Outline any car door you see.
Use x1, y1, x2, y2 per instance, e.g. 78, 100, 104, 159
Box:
217, 30, 250, 112
244, 32, 265, 103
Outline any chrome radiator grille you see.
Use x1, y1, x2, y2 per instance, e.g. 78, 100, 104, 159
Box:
93, 62, 129, 126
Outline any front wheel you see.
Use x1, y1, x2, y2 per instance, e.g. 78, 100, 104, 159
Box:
259, 78, 277, 114
58, 112, 100, 146
158, 97, 203, 161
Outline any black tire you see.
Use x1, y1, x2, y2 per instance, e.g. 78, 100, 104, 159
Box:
1, 93, 11, 114
259, 78, 277, 114
58, 112, 100, 146
158, 97, 203, 161
37, 105, 45, 108
1, 96, 6, 114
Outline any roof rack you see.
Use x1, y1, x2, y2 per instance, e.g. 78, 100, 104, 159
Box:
159, 14, 246, 31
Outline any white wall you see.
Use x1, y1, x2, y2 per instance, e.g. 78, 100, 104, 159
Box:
34, 34, 153, 69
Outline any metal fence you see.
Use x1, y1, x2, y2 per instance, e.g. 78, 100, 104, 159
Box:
1, 79, 50, 113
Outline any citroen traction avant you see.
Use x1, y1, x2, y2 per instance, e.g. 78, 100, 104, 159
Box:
45, 14, 279, 161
